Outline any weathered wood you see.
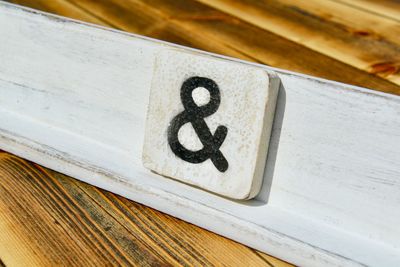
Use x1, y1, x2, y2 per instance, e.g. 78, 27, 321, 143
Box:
11, 0, 400, 95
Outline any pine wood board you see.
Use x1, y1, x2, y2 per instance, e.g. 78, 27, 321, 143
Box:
197, 0, 400, 85
336, 0, 400, 22
0, 152, 290, 266
1, 0, 400, 266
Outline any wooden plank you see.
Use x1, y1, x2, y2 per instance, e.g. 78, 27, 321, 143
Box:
0, 152, 288, 266
135, 0, 400, 93
11, 0, 400, 95
197, 0, 400, 85
335, 0, 400, 22
9, 0, 104, 25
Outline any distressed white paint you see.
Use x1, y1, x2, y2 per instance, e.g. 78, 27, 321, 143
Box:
143, 50, 279, 199
0, 2, 400, 266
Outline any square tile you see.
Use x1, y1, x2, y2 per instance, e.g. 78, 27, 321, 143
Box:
143, 50, 280, 199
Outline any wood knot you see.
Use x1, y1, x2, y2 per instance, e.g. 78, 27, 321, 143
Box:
369, 62, 400, 77
353, 30, 371, 37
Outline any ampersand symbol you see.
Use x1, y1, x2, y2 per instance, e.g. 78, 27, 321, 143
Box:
168, 76, 228, 172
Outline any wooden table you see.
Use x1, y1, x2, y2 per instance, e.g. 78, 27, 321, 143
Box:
1, 0, 399, 266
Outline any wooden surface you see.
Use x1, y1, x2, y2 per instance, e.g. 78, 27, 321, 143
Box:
1, 0, 400, 266
0, 152, 289, 266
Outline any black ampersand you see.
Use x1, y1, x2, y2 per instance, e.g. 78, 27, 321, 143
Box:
168, 76, 228, 172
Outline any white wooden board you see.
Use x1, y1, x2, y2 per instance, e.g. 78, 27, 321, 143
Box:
0, 2, 399, 266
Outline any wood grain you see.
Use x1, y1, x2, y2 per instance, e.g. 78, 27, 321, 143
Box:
335, 0, 400, 22
197, 0, 400, 85
2, 0, 399, 265
0, 152, 290, 266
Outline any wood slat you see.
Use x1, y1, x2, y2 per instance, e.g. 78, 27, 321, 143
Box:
0, 154, 168, 266
197, 0, 400, 85
8, 0, 104, 25
139, 0, 400, 93
335, 0, 400, 22
0, 152, 290, 266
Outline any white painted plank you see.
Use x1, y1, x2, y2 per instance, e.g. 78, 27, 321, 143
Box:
0, 2, 399, 266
